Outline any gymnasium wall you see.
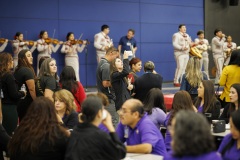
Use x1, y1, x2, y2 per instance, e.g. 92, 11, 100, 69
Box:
0, 0, 204, 87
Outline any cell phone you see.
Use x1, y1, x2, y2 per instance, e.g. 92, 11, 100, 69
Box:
102, 110, 107, 120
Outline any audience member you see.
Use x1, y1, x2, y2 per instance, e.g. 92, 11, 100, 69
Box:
54, 89, 78, 129
164, 91, 195, 151
14, 49, 36, 121
35, 58, 59, 101
0, 53, 26, 135
64, 96, 126, 160
143, 88, 166, 129
110, 51, 132, 111
180, 56, 208, 101
60, 66, 86, 112
194, 80, 221, 122
128, 57, 142, 84
219, 83, 240, 123
218, 109, 240, 160
133, 61, 163, 102
165, 110, 221, 160
219, 49, 240, 108
8, 97, 69, 160
116, 99, 167, 156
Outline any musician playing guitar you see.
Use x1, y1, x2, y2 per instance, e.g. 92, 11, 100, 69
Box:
223, 35, 237, 66
194, 30, 210, 77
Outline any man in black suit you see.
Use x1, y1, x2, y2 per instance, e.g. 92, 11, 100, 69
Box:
133, 61, 163, 102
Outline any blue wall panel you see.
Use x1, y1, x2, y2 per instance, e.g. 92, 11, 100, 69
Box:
0, 0, 203, 85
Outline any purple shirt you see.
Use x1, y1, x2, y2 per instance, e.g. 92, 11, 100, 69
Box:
147, 108, 166, 129
164, 151, 222, 160
198, 105, 203, 113
164, 112, 172, 151
98, 123, 109, 133
116, 114, 167, 156
218, 133, 240, 160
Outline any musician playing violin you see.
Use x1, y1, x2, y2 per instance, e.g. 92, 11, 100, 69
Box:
36, 30, 63, 75
61, 32, 87, 81
12, 32, 36, 69
194, 30, 210, 78
223, 35, 237, 66
0, 38, 8, 53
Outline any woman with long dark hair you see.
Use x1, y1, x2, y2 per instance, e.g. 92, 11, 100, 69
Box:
110, 51, 132, 111
165, 110, 221, 160
14, 49, 36, 121
59, 66, 86, 112
143, 88, 166, 129
61, 32, 87, 81
0, 53, 26, 135
64, 96, 126, 160
194, 80, 221, 122
219, 49, 240, 108
164, 90, 195, 151
218, 109, 240, 159
219, 83, 240, 123
8, 97, 69, 160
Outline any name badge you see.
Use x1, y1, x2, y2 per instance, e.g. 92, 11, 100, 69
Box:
127, 42, 131, 46
124, 126, 129, 138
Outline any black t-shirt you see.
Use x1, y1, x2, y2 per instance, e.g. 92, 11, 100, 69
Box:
96, 58, 115, 100
36, 75, 59, 97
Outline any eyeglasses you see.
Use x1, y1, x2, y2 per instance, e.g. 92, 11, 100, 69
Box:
119, 108, 132, 115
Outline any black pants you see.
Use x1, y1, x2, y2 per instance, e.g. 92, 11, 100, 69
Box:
2, 104, 18, 136
17, 96, 33, 122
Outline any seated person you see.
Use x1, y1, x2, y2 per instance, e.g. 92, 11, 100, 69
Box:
54, 89, 78, 129
218, 109, 240, 160
116, 99, 167, 156
64, 96, 126, 160
165, 110, 222, 160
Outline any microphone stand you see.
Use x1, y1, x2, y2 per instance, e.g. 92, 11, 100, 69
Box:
84, 42, 88, 92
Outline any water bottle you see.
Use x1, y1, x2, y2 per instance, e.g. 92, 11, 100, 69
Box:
21, 84, 26, 99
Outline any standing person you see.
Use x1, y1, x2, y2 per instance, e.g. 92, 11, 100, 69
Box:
165, 110, 221, 160
96, 47, 119, 127
12, 32, 36, 68
61, 32, 87, 81
223, 35, 237, 66
36, 30, 62, 74
118, 29, 137, 60
180, 56, 208, 101
60, 66, 86, 113
64, 96, 126, 160
128, 57, 142, 84
211, 28, 226, 84
0, 38, 8, 52
218, 109, 240, 160
194, 80, 221, 122
172, 24, 192, 87
94, 24, 113, 63
133, 61, 163, 102
35, 58, 59, 102
54, 89, 78, 129
14, 49, 36, 122
8, 97, 69, 160
0, 53, 26, 136
110, 51, 132, 111
143, 88, 166, 129
219, 83, 240, 123
194, 30, 210, 77
116, 99, 167, 156
219, 50, 240, 108
164, 91, 195, 151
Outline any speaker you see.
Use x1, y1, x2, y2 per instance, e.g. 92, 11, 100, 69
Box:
229, 0, 239, 6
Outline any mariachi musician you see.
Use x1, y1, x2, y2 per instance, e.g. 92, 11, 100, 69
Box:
172, 24, 193, 87
61, 32, 87, 81
194, 30, 210, 77
36, 30, 63, 74
0, 38, 8, 52
223, 35, 237, 66
211, 29, 226, 84
12, 32, 37, 68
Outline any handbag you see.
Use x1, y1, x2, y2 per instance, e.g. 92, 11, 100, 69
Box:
213, 120, 226, 133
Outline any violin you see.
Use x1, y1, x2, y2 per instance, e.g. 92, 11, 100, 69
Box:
22, 40, 35, 46
44, 38, 60, 45
0, 38, 8, 44
70, 39, 90, 45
